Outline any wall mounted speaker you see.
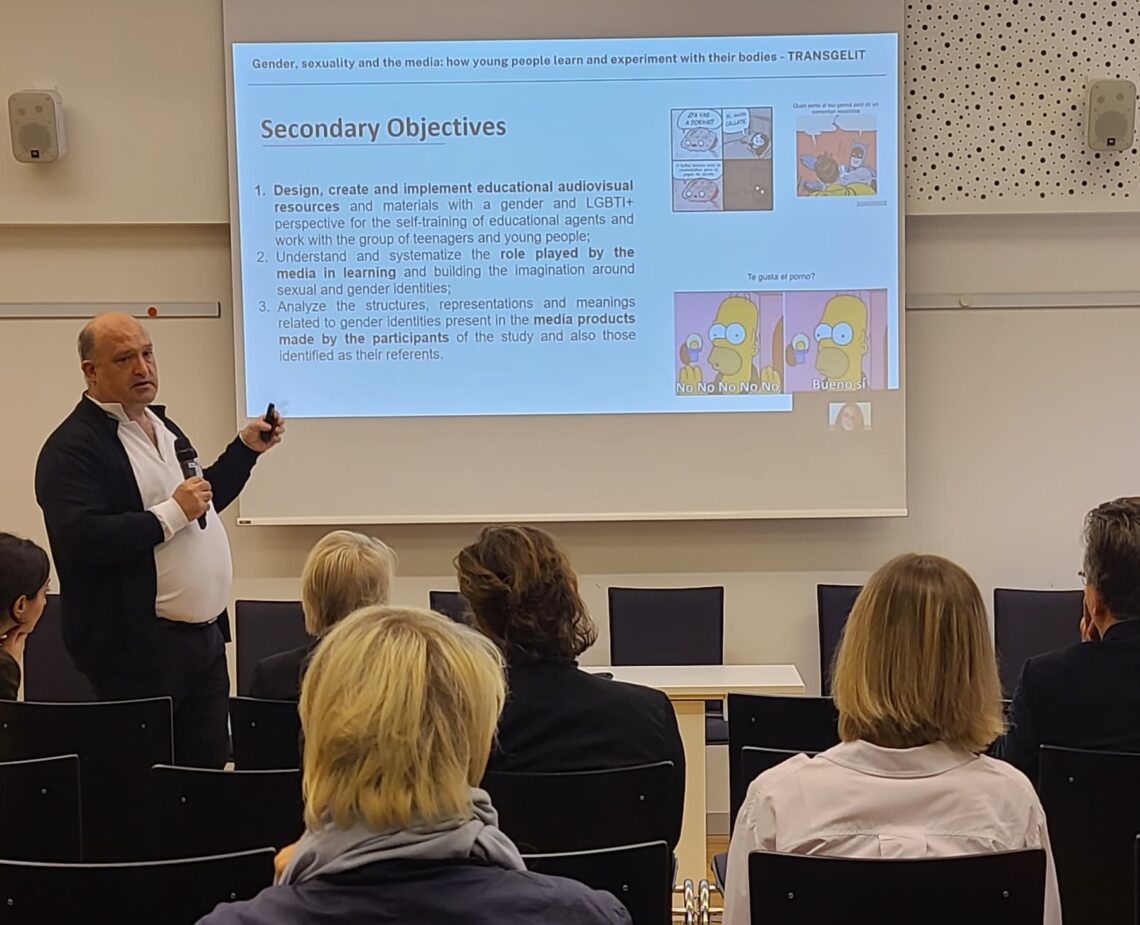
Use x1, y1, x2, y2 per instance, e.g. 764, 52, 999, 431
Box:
1087, 79, 1136, 152
8, 89, 67, 163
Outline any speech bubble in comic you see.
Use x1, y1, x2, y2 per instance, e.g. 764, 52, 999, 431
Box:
673, 160, 723, 180
676, 109, 722, 130
723, 108, 750, 134
797, 110, 878, 137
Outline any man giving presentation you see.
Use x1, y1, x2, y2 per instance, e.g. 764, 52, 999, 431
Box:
35, 312, 284, 767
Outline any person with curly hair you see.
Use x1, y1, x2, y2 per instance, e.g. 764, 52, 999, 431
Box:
454, 525, 685, 849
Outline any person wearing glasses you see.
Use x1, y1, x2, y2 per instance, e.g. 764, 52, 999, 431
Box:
998, 497, 1140, 782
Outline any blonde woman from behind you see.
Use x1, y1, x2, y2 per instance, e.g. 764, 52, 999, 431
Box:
722, 553, 1061, 925
249, 530, 396, 701
200, 606, 631, 925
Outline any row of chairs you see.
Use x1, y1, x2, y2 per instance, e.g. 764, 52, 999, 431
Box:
0, 842, 1079, 925
0, 755, 303, 862
0, 697, 302, 861
4, 691, 1138, 924
22, 585, 1081, 713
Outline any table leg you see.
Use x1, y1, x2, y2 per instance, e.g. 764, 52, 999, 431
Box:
671, 698, 708, 885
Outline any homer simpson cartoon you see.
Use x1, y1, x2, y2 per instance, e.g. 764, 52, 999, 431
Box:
813, 294, 868, 388
679, 295, 780, 393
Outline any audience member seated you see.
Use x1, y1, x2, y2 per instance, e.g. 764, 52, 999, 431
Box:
0, 533, 51, 699
248, 531, 396, 700
722, 553, 1061, 925
998, 497, 1140, 782
199, 605, 631, 925
456, 524, 685, 848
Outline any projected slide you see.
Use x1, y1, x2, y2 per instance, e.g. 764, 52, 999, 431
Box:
231, 34, 899, 419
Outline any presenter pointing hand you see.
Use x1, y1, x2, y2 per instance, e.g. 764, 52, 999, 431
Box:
36, 312, 284, 768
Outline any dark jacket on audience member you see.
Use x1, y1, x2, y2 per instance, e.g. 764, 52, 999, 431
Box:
197, 857, 632, 925
485, 658, 686, 849
997, 618, 1140, 783
249, 641, 317, 701
0, 650, 19, 700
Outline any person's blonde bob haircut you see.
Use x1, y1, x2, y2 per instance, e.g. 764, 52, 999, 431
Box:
300, 605, 506, 832
832, 553, 1004, 753
301, 531, 397, 636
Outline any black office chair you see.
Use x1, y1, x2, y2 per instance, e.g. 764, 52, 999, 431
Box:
713, 746, 818, 890
21, 594, 95, 702
235, 600, 308, 696
816, 584, 861, 696
1039, 745, 1140, 925
726, 694, 838, 832
0, 698, 172, 861
608, 586, 726, 743
429, 590, 471, 623
0, 755, 82, 861
229, 697, 302, 770
747, 849, 1045, 924
993, 589, 1082, 698
483, 762, 675, 853
0, 848, 275, 925
524, 841, 672, 925
149, 765, 304, 859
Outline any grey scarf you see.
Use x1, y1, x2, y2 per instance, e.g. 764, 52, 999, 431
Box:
281, 788, 526, 884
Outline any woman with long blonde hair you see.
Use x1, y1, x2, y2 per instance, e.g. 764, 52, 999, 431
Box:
723, 554, 1061, 925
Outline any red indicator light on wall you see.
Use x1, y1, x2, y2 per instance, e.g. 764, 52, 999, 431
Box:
147, 306, 158, 317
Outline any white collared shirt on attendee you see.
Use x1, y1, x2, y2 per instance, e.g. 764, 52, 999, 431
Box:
723, 739, 1061, 925
86, 395, 233, 624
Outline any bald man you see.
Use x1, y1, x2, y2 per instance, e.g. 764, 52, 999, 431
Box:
35, 313, 284, 767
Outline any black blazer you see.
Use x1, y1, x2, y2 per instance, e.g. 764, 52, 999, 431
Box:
249, 641, 316, 701
486, 658, 686, 849
34, 397, 258, 679
997, 619, 1140, 783
0, 650, 19, 700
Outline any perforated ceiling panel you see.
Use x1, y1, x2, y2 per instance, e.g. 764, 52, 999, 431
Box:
906, 0, 1140, 212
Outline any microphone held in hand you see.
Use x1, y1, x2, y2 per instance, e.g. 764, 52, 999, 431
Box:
174, 436, 208, 530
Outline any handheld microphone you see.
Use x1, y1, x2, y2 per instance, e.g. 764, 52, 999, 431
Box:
173, 436, 208, 530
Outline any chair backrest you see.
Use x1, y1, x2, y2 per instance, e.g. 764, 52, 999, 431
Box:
1039, 745, 1140, 925
524, 841, 672, 925
608, 586, 723, 666
21, 594, 94, 702
748, 849, 1045, 925
149, 765, 304, 859
228, 697, 302, 771
235, 600, 308, 696
993, 589, 1082, 698
726, 693, 838, 832
0, 698, 172, 861
816, 584, 861, 695
428, 590, 471, 624
482, 762, 674, 853
0, 848, 275, 925
0, 755, 82, 862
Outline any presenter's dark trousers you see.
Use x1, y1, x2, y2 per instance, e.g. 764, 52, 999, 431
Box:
89, 618, 230, 769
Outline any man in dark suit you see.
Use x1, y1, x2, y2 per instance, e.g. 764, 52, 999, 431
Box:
35, 313, 284, 767
998, 497, 1140, 783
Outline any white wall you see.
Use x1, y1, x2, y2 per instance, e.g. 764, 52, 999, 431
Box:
3, 0, 1139, 822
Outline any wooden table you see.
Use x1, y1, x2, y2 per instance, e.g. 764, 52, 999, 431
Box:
587, 664, 805, 885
